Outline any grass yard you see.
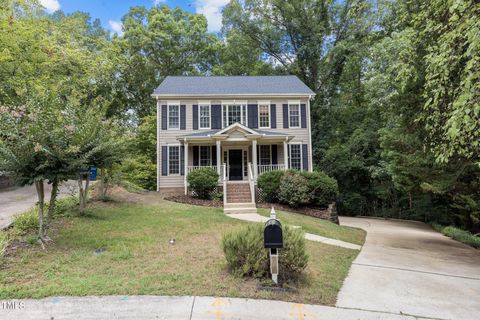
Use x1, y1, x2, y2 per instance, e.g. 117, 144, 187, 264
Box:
0, 191, 362, 305
258, 208, 366, 245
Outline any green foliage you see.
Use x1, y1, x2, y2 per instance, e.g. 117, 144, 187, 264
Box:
222, 224, 308, 281
257, 170, 285, 202
278, 171, 311, 208
12, 209, 39, 235
433, 225, 480, 249
187, 167, 219, 199
0, 232, 9, 261
115, 156, 156, 191
300, 171, 339, 207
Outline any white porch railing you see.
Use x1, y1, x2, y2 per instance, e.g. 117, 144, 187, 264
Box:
257, 164, 286, 176
247, 163, 255, 203
187, 165, 216, 174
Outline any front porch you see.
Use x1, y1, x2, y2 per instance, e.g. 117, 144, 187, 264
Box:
179, 123, 295, 191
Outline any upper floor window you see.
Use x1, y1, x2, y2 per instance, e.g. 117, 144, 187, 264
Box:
168, 104, 180, 129
289, 104, 300, 128
289, 144, 301, 170
223, 103, 247, 127
199, 104, 210, 129
168, 145, 180, 175
259, 104, 270, 128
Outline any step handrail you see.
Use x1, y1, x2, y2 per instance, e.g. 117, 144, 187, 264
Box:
223, 163, 227, 205
247, 162, 255, 203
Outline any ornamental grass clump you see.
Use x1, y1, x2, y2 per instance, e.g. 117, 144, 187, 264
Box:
222, 224, 308, 281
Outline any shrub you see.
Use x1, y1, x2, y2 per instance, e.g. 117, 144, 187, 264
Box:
0, 232, 9, 258
187, 167, 219, 199
300, 171, 339, 207
12, 209, 39, 234
114, 156, 156, 190
222, 224, 308, 281
258, 170, 285, 202
441, 226, 480, 248
278, 171, 311, 207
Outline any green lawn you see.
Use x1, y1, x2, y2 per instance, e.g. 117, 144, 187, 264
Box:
0, 194, 361, 305
258, 208, 366, 245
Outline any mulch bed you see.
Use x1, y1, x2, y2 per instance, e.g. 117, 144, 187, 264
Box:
164, 195, 338, 224
165, 195, 223, 208
3, 239, 30, 257
257, 202, 339, 224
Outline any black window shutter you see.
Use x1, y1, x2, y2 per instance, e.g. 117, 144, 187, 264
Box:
248, 104, 258, 129
180, 146, 185, 175
161, 105, 167, 130
302, 144, 308, 171
211, 105, 221, 129
211, 146, 217, 166
300, 104, 307, 128
193, 146, 199, 166
193, 104, 198, 130
161, 146, 168, 176
283, 104, 289, 128
270, 104, 276, 128
180, 105, 186, 130
287, 144, 290, 168
271, 145, 278, 164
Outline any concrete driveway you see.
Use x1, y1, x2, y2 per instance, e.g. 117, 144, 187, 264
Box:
0, 181, 78, 229
337, 217, 480, 320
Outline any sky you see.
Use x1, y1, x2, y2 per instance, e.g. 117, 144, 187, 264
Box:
38, 0, 230, 35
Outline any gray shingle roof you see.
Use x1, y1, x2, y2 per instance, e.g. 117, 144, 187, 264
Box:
153, 76, 314, 96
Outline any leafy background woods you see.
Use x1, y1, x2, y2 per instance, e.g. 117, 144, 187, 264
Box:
1, 0, 479, 233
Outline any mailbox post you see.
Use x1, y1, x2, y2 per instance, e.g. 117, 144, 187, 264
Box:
264, 207, 283, 284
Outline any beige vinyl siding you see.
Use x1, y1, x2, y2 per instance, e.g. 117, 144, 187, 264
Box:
157, 96, 313, 189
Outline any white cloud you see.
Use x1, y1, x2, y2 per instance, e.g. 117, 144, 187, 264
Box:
153, 0, 166, 5
195, 0, 229, 33
108, 20, 124, 37
39, 0, 60, 13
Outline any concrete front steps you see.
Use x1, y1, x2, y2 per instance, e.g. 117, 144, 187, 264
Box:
223, 202, 257, 214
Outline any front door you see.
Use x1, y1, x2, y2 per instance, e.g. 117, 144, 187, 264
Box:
228, 149, 243, 180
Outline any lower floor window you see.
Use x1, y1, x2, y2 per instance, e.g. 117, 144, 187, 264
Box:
289, 144, 301, 170
168, 146, 180, 174
200, 146, 211, 166
259, 145, 271, 165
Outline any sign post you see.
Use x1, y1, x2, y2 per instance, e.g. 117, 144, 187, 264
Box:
264, 207, 283, 285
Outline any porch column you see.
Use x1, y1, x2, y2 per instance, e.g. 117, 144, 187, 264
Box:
283, 140, 288, 170
252, 139, 258, 180
216, 140, 221, 175
184, 142, 189, 195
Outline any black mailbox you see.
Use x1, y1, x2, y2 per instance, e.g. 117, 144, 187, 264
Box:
264, 219, 283, 248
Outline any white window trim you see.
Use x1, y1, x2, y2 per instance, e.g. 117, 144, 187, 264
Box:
167, 144, 181, 176
221, 102, 248, 128
288, 104, 301, 129
259, 145, 272, 165
199, 145, 213, 166
198, 103, 211, 130
167, 101, 180, 130
288, 143, 303, 170
258, 103, 271, 129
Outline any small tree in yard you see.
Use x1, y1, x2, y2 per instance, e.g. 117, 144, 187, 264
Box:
0, 96, 82, 246
187, 167, 219, 199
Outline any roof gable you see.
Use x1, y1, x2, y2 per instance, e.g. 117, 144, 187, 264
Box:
153, 76, 315, 97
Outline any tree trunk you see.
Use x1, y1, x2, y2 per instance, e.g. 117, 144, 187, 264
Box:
78, 173, 90, 214
100, 167, 106, 200
45, 180, 59, 235
34, 180, 46, 248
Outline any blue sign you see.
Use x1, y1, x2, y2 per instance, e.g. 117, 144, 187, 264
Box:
89, 166, 97, 181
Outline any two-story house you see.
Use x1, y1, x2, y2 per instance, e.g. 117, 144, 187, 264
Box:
153, 76, 315, 213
